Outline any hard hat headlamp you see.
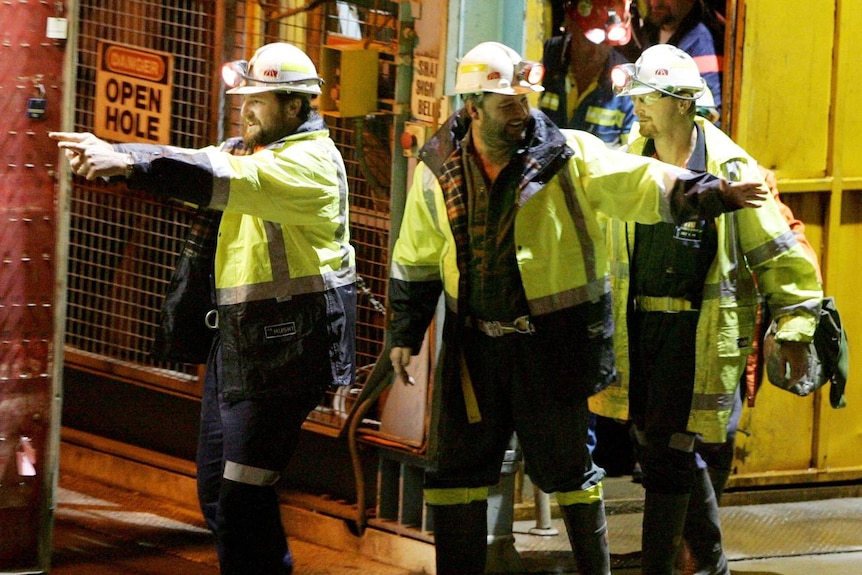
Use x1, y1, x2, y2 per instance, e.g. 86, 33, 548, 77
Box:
610, 63, 639, 95
568, 0, 632, 46
582, 9, 629, 45
516, 60, 545, 87
605, 10, 629, 43
221, 60, 249, 89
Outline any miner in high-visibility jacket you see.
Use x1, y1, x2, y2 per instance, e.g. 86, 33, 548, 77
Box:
386, 41, 764, 575
601, 45, 823, 575
52, 42, 356, 575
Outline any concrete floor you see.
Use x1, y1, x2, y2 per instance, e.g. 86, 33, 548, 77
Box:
44, 472, 862, 575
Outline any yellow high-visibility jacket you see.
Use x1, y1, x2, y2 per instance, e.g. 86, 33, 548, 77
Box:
590, 117, 823, 442
388, 110, 746, 399
118, 117, 356, 401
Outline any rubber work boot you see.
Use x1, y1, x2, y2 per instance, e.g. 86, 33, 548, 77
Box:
216, 480, 293, 575
641, 491, 691, 575
429, 500, 489, 575
676, 468, 729, 575
559, 501, 612, 575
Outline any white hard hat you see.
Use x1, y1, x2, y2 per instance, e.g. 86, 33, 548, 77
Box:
611, 44, 705, 100
454, 41, 545, 95
222, 42, 323, 95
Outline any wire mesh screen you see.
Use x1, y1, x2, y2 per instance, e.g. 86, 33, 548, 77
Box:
67, 0, 218, 386
66, 1, 396, 424
66, 184, 193, 367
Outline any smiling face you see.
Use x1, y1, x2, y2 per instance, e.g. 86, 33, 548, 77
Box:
240, 91, 301, 148
471, 92, 531, 153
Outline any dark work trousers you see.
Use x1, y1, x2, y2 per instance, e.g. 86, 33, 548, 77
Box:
426, 326, 605, 494
196, 339, 325, 574
695, 383, 744, 499
628, 310, 700, 492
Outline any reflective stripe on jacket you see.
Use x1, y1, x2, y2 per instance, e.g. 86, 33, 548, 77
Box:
388, 110, 735, 374
590, 117, 822, 442
117, 116, 356, 396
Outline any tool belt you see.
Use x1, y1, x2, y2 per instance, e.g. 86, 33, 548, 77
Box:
634, 295, 698, 313
466, 315, 536, 337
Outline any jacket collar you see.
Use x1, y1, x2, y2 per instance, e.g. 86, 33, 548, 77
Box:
419, 108, 572, 184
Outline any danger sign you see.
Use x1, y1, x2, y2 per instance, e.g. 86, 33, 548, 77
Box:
95, 42, 173, 144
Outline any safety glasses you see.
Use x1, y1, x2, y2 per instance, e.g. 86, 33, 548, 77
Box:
631, 92, 668, 106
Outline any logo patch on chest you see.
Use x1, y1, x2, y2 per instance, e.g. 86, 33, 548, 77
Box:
674, 221, 703, 247
264, 322, 297, 339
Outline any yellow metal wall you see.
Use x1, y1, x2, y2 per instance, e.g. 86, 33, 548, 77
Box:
731, 0, 862, 485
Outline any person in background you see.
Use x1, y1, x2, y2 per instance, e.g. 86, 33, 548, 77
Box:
540, 0, 637, 148
633, 0, 723, 119
541, 0, 640, 475
601, 44, 822, 575
51, 42, 357, 575
387, 40, 764, 575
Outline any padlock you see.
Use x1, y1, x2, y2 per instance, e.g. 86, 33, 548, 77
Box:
27, 84, 46, 120
27, 97, 46, 120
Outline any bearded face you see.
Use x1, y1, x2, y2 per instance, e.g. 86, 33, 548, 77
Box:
240, 91, 297, 148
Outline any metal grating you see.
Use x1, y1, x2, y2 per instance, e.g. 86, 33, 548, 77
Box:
66, 0, 218, 383
66, 1, 397, 428
66, 183, 194, 371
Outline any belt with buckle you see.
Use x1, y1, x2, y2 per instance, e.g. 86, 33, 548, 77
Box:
467, 315, 536, 337
634, 296, 698, 313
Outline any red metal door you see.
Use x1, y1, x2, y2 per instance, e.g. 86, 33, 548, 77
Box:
0, 1, 65, 571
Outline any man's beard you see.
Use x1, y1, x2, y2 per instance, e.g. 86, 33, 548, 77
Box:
480, 119, 525, 163
243, 114, 291, 149
243, 124, 278, 149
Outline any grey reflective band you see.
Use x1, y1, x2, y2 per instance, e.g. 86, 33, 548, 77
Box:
224, 460, 281, 486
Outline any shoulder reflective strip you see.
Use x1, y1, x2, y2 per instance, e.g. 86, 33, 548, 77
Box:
745, 229, 797, 267
584, 106, 624, 128
528, 277, 610, 316
556, 482, 603, 506
423, 486, 489, 506
557, 167, 597, 283
540, 92, 560, 112
389, 261, 440, 282
422, 166, 440, 227
224, 460, 280, 486
206, 149, 232, 209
